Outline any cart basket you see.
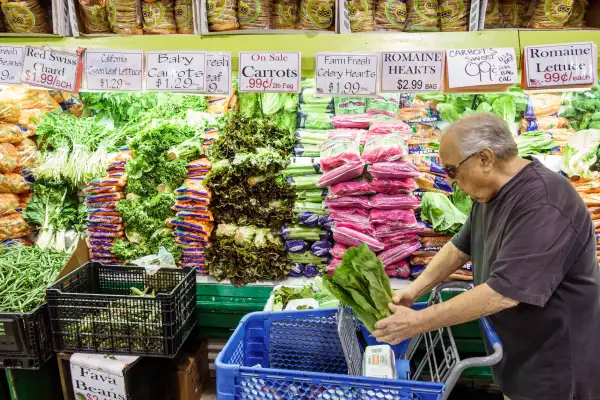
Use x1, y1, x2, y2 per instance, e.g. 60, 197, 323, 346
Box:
216, 282, 503, 400
0, 303, 54, 370
46, 262, 196, 357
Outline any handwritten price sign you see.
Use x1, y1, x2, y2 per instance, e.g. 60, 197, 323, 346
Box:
21, 47, 81, 92
146, 51, 206, 91
380, 51, 444, 93
315, 53, 378, 96
205, 52, 231, 95
85, 50, 143, 91
446, 48, 518, 89
238, 52, 301, 93
0, 46, 24, 84
524, 42, 597, 89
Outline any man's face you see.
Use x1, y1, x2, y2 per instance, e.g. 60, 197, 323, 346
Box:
439, 130, 494, 203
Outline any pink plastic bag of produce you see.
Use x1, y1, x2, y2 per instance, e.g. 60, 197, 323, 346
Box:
371, 222, 421, 238
330, 208, 370, 225
369, 178, 416, 194
333, 226, 384, 252
329, 181, 374, 197
328, 129, 366, 140
320, 136, 361, 171
370, 208, 417, 225
331, 243, 348, 259
361, 134, 408, 164
369, 120, 411, 135
368, 161, 420, 179
318, 161, 365, 187
370, 193, 420, 210
378, 241, 421, 267
382, 233, 421, 248
385, 260, 411, 278
331, 113, 373, 129
326, 195, 371, 210
326, 258, 342, 275
335, 219, 373, 233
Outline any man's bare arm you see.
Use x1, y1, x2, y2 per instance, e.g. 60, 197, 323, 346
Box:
374, 283, 518, 344
401, 241, 471, 302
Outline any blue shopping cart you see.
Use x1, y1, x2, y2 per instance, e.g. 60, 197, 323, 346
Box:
216, 282, 503, 400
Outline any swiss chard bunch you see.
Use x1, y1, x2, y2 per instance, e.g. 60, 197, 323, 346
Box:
323, 244, 394, 332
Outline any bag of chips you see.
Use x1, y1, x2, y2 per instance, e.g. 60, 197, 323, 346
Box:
499, 0, 528, 27
405, 0, 439, 31
207, 0, 240, 31
270, 0, 299, 28
484, 0, 503, 28
567, 0, 588, 27
238, 0, 270, 28
439, 0, 470, 31
79, 0, 112, 34
1, 0, 50, 33
142, 0, 178, 34
107, 0, 143, 34
526, 0, 574, 28
174, 0, 195, 33
298, 0, 335, 30
349, 0, 375, 31
374, 0, 406, 30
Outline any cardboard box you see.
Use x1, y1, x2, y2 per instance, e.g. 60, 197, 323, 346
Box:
172, 338, 209, 400
56, 238, 89, 281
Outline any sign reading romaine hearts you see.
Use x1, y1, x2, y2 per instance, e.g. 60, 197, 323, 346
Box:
85, 50, 143, 91
205, 52, 232, 95
146, 51, 206, 91
380, 51, 444, 93
523, 42, 597, 89
0, 46, 24, 84
445, 48, 518, 89
21, 47, 82, 92
315, 53, 378, 96
238, 52, 301, 93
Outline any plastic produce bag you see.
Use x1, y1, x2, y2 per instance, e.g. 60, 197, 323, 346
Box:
385, 260, 411, 278
0, 194, 19, 216
369, 178, 416, 194
142, 0, 178, 34
333, 226, 384, 252
107, 0, 143, 34
320, 136, 361, 171
484, 0, 502, 27
362, 133, 407, 164
567, 0, 588, 27
527, 0, 574, 28
174, 0, 194, 32
367, 94, 399, 117
329, 181, 374, 197
17, 109, 44, 131
326, 195, 371, 210
297, 0, 334, 30
405, 0, 439, 31
0, 143, 18, 174
331, 243, 348, 259
349, 0, 374, 31
0, 86, 60, 111
331, 114, 372, 129
378, 240, 421, 267
0, 102, 20, 123
0, 123, 32, 144
415, 172, 453, 194
369, 120, 411, 135
370, 193, 420, 210
370, 208, 416, 225
0, 173, 29, 194
79, 0, 111, 33
318, 161, 365, 187
368, 161, 420, 179
0, 213, 30, 240
271, 0, 299, 28
374, 0, 406, 30
238, 0, 270, 28
520, 116, 568, 133
439, 0, 470, 31
1, 0, 50, 33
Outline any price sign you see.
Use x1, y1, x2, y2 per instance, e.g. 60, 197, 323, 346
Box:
446, 48, 518, 88
524, 42, 597, 89
315, 53, 378, 96
238, 52, 301, 93
21, 47, 81, 92
85, 50, 143, 91
205, 52, 231, 95
380, 51, 444, 93
146, 51, 206, 91
0, 46, 24, 84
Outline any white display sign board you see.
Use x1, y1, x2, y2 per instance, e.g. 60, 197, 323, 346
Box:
71, 353, 139, 400
380, 51, 444, 93
315, 53, 378, 96
85, 50, 143, 91
445, 48, 518, 88
146, 51, 206, 91
238, 52, 301, 93
524, 42, 597, 88
0, 46, 24, 84
205, 52, 232, 95
21, 47, 80, 92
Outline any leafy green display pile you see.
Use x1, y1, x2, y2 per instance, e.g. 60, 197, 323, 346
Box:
0, 245, 70, 313
420, 192, 468, 236
560, 85, 600, 131
23, 183, 86, 251
515, 131, 558, 156
323, 244, 393, 332
271, 277, 338, 311
448, 184, 473, 217
238, 92, 299, 134
206, 223, 289, 286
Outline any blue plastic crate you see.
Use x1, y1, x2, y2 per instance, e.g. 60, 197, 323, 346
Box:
216, 308, 445, 400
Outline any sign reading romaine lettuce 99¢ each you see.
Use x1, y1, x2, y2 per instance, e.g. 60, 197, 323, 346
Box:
146, 51, 206, 91
238, 52, 301, 92
316, 53, 378, 96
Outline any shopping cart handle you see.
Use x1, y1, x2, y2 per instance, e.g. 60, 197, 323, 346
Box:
481, 315, 501, 347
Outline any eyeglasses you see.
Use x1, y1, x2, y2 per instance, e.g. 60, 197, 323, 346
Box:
443, 151, 479, 179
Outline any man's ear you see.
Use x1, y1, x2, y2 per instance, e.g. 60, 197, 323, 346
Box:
480, 148, 495, 171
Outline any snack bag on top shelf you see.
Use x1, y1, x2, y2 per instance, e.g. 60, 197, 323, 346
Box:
439, 0, 470, 32
1, 0, 51, 33
526, 0, 574, 28
297, 0, 335, 30
349, 0, 375, 31
499, 0, 528, 27
0, 143, 18, 174
79, 0, 112, 34
405, 0, 439, 31
238, 0, 270, 29
175, 0, 195, 33
484, 0, 502, 28
567, 0, 588, 27
142, 0, 178, 34
374, 0, 407, 31
106, 0, 143, 34
270, 0, 299, 28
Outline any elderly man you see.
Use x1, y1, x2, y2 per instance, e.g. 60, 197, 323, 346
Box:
373, 113, 600, 400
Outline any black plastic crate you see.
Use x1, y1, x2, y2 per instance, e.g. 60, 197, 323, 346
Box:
46, 262, 196, 357
0, 303, 54, 369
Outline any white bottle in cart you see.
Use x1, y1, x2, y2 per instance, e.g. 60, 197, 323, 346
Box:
362, 345, 396, 379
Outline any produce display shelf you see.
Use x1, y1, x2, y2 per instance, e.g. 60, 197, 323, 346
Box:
0, 31, 521, 70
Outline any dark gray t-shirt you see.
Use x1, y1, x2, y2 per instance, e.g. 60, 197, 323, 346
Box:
452, 159, 600, 400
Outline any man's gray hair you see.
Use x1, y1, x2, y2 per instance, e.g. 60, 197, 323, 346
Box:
446, 113, 518, 161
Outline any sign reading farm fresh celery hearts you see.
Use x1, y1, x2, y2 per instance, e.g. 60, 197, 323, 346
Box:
315, 53, 378, 96
21, 47, 82, 92
85, 50, 143, 91
524, 42, 597, 89
146, 51, 206, 91
238, 52, 301, 93
445, 48, 518, 89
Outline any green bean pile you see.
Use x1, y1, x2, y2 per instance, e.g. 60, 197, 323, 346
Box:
0, 245, 70, 313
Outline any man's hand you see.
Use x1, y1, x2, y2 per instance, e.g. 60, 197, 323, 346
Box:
392, 290, 416, 307
372, 303, 419, 345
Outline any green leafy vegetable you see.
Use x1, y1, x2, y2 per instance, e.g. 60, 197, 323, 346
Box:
322, 244, 393, 332
562, 129, 600, 178
515, 131, 558, 156
448, 184, 472, 217
420, 192, 468, 236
